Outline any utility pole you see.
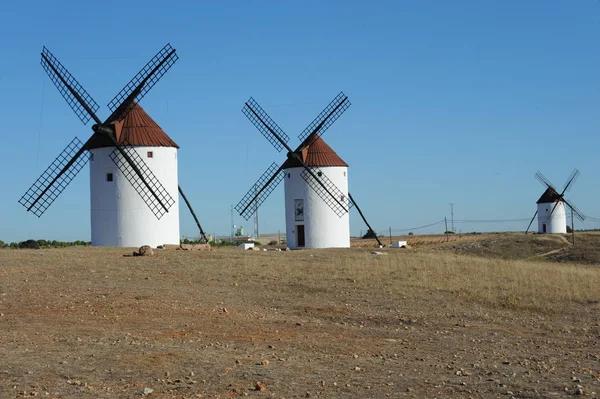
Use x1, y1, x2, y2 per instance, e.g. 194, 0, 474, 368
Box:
571, 207, 575, 246
230, 205, 234, 243
389, 226, 392, 244
449, 203, 455, 232
445, 217, 448, 241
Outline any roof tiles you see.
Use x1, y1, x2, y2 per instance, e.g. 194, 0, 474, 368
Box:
282, 134, 348, 169
86, 104, 179, 149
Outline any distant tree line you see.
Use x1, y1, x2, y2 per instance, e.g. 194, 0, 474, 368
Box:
0, 239, 91, 249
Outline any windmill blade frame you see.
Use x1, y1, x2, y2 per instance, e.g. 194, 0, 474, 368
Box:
239, 93, 355, 219
235, 162, 285, 220
41, 46, 102, 125
18, 137, 90, 217
242, 98, 290, 152
563, 198, 585, 222
562, 169, 580, 193
297, 91, 350, 144
108, 138, 176, 219
535, 170, 558, 191
106, 43, 178, 123
300, 167, 352, 217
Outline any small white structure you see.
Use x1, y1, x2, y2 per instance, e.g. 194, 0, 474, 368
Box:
391, 241, 408, 248
88, 104, 180, 247
237, 243, 255, 250
283, 135, 350, 249
536, 188, 567, 234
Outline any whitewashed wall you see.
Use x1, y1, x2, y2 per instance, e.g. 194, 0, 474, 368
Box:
89, 146, 180, 247
537, 201, 567, 234
283, 166, 350, 249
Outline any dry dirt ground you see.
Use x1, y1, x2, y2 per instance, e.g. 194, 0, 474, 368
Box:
0, 242, 599, 399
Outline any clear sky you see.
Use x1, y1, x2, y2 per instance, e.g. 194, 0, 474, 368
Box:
0, 0, 598, 242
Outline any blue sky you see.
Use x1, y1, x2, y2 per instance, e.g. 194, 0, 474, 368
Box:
0, 0, 599, 242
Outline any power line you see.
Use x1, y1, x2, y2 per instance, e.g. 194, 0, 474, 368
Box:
389, 219, 446, 233
453, 218, 532, 223
379, 215, 600, 234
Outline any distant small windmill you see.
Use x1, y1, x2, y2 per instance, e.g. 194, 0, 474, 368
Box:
235, 92, 382, 249
525, 169, 585, 236
18, 44, 208, 246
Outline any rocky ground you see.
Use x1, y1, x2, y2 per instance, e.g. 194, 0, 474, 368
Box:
0, 246, 598, 398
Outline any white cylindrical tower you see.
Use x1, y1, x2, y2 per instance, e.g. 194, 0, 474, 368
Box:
282, 135, 350, 249
88, 104, 180, 247
536, 188, 567, 234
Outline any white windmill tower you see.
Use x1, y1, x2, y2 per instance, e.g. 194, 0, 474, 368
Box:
281, 136, 349, 249
87, 104, 180, 247
235, 92, 383, 249
525, 169, 586, 234
19, 44, 209, 247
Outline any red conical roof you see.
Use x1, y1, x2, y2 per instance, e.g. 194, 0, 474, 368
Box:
86, 104, 179, 149
282, 134, 348, 169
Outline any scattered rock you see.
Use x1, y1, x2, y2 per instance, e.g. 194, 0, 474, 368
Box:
143, 387, 154, 395
260, 359, 269, 366
134, 245, 154, 257
255, 382, 267, 391
370, 251, 388, 256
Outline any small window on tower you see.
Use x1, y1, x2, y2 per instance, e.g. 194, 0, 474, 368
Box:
343, 171, 346, 176
288, 173, 291, 178
106, 173, 113, 182
90, 153, 94, 161
147, 151, 153, 158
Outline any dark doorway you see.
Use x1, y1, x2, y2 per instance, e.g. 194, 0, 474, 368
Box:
297, 225, 305, 247
542, 224, 547, 233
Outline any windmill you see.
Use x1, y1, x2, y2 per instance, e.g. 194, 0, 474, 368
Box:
235, 92, 382, 249
525, 169, 585, 236
18, 44, 208, 247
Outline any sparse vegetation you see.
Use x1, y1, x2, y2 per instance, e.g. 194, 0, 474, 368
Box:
361, 228, 377, 239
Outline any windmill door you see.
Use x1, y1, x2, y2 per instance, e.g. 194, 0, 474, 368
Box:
297, 225, 305, 247
542, 224, 547, 233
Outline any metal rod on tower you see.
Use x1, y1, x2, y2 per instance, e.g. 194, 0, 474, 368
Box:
231, 205, 234, 243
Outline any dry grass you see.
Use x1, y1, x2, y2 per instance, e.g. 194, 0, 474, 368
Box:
425, 232, 600, 265
0, 246, 599, 398
352, 233, 488, 248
